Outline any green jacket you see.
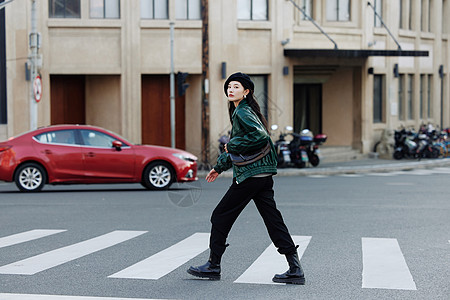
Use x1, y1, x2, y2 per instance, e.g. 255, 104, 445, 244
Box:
213, 99, 277, 183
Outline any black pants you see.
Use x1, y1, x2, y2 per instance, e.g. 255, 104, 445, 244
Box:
209, 176, 297, 258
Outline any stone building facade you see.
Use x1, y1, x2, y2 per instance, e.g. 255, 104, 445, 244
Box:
1, 0, 449, 164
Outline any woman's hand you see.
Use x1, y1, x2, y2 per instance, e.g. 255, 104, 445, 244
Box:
205, 169, 219, 183
224, 143, 228, 153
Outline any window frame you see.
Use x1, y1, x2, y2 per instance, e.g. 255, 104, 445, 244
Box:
176, 0, 201, 20
374, 0, 383, 27
89, 0, 121, 19
420, 0, 432, 32
443, 0, 449, 34
398, 74, 405, 120
48, 0, 81, 19
237, 0, 269, 21
326, 0, 351, 22
141, 0, 169, 20
300, 0, 313, 21
420, 74, 425, 119
399, 0, 413, 30
407, 74, 414, 120
0, 6, 6, 124
373, 74, 384, 123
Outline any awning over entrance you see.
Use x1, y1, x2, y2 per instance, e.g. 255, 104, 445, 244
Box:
284, 49, 429, 58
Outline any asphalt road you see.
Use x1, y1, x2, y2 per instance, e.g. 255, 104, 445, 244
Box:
0, 168, 449, 300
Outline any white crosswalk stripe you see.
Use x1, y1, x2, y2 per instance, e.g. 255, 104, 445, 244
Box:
0, 229, 442, 294
0, 230, 66, 249
234, 235, 311, 285
362, 238, 417, 290
0, 231, 147, 275
109, 232, 210, 280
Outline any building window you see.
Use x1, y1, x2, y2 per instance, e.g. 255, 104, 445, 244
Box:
237, 0, 268, 21
326, 0, 350, 22
0, 7, 6, 124
373, 75, 384, 123
90, 0, 120, 19
176, 0, 201, 20
420, 75, 425, 119
49, 0, 81, 18
141, 0, 168, 19
399, 0, 412, 30
407, 74, 414, 120
421, 0, 431, 32
444, 0, 449, 34
427, 75, 432, 118
374, 0, 382, 27
398, 74, 404, 120
300, 0, 313, 20
250, 75, 268, 121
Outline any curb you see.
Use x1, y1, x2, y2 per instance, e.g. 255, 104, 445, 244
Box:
197, 158, 450, 178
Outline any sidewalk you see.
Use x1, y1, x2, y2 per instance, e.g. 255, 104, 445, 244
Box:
198, 157, 450, 178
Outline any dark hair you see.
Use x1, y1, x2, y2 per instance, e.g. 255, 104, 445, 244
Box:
228, 89, 269, 132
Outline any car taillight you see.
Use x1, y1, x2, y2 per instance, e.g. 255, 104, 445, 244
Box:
0, 146, 11, 152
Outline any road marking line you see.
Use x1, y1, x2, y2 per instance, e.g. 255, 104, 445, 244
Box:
0, 293, 167, 300
234, 235, 311, 285
0, 231, 147, 275
0, 230, 66, 249
109, 232, 210, 280
338, 174, 362, 177
362, 237, 417, 290
367, 173, 397, 176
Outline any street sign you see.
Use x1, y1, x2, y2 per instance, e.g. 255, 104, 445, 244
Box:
33, 75, 42, 103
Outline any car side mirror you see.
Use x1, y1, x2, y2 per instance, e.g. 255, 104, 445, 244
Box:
112, 140, 122, 151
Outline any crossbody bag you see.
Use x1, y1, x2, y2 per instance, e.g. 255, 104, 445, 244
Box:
228, 141, 271, 166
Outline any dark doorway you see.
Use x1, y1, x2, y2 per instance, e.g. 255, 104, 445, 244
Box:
50, 75, 86, 125
141, 75, 185, 149
293, 84, 322, 134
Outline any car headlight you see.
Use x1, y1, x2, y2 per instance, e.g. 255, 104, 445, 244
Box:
172, 153, 196, 162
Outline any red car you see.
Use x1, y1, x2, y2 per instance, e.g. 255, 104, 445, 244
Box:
0, 125, 198, 192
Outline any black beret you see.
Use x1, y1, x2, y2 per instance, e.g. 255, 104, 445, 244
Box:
224, 72, 254, 96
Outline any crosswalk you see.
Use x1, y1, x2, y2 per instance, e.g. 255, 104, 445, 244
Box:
0, 229, 444, 292
307, 167, 450, 178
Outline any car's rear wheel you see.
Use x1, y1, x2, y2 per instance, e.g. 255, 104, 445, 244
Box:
141, 161, 174, 190
14, 163, 46, 192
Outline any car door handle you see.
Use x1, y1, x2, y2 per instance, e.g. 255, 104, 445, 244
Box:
42, 149, 52, 154
86, 152, 96, 158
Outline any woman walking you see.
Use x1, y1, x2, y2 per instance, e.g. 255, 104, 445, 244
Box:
187, 72, 305, 285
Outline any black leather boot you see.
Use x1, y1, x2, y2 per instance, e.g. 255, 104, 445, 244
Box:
272, 252, 305, 285
187, 252, 221, 280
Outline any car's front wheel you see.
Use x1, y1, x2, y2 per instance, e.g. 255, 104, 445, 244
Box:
14, 163, 46, 192
141, 161, 174, 190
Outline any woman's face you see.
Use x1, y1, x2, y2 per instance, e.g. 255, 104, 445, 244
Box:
227, 81, 249, 102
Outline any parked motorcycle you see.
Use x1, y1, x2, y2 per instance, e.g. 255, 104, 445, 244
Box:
290, 129, 327, 168
393, 127, 439, 160
271, 125, 293, 167
271, 125, 327, 168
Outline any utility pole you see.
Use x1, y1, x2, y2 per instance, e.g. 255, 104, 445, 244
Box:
201, 0, 210, 167
169, 22, 175, 148
29, 0, 39, 130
